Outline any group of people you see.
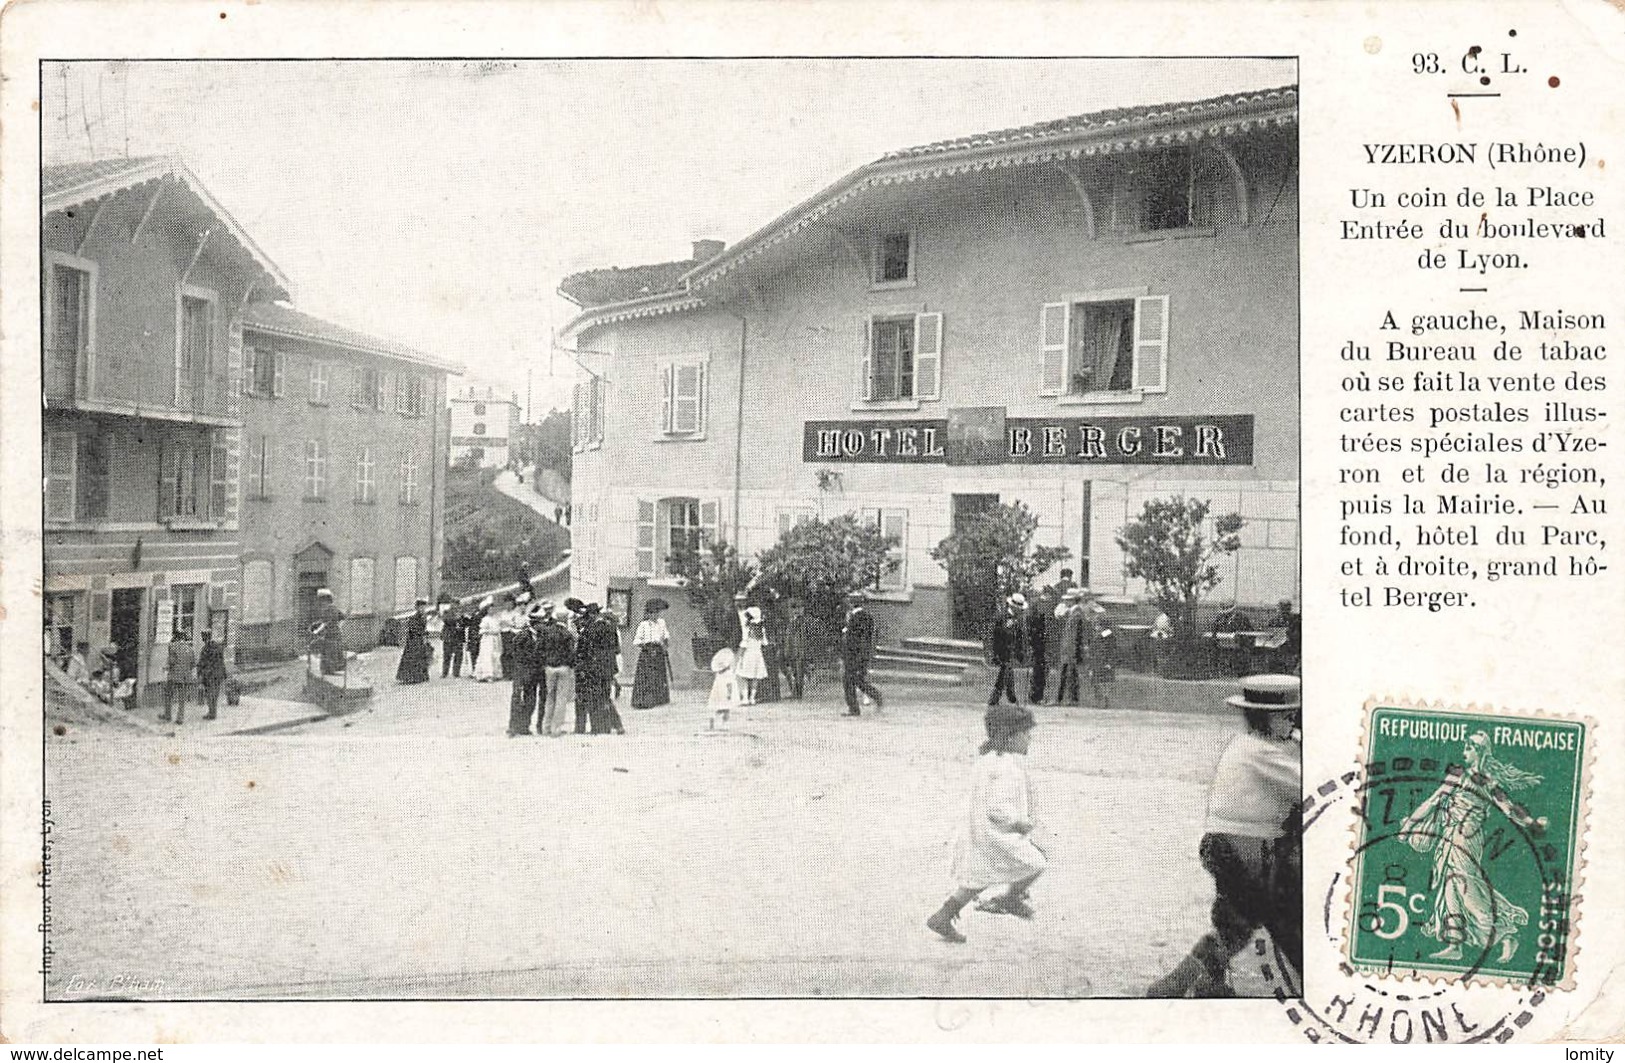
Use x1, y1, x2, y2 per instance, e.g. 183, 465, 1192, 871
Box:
985, 570, 1115, 709
929, 672, 1304, 1000
384, 590, 634, 737
48, 625, 228, 725
700, 589, 880, 718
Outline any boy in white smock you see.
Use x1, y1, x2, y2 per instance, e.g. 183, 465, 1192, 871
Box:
927, 703, 1047, 943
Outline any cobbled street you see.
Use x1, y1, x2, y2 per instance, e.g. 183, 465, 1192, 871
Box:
44, 656, 1259, 1000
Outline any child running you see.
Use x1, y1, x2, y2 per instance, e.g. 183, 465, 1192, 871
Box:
926, 703, 1047, 943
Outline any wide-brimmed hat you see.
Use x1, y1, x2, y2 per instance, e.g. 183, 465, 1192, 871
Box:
1008, 592, 1027, 608
527, 602, 548, 620
515, 591, 532, 605
316, 588, 333, 598
744, 606, 763, 623
644, 598, 670, 615
414, 597, 428, 607
582, 602, 602, 615
710, 647, 736, 674
1227, 674, 1302, 711
564, 597, 585, 613
100, 644, 120, 658
984, 702, 1036, 737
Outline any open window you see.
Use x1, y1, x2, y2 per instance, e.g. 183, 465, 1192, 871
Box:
637, 496, 720, 578
1121, 145, 1235, 234
859, 311, 941, 405
871, 230, 915, 287
1040, 294, 1169, 401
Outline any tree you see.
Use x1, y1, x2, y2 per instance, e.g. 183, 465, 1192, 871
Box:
666, 535, 757, 639
1116, 495, 1244, 643
930, 502, 1071, 633
757, 514, 899, 626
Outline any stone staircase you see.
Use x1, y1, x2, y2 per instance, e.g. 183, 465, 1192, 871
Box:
867, 636, 986, 686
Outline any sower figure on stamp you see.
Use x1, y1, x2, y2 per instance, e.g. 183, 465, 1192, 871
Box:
927, 703, 1047, 943
1399, 731, 1542, 964
1147, 675, 1303, 998
987, 593, 1026, 706
840, 591, 882, 717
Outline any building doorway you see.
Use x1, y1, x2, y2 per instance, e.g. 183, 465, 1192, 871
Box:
110, 588, 143, 694
949, 493, 1001, 640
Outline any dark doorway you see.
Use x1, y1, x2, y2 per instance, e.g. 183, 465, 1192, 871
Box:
296, 570, 327, 643
950, 493, 1001, 640
110, 589, 143, 693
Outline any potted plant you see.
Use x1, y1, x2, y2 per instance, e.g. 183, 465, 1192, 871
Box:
666, 535, 758, 668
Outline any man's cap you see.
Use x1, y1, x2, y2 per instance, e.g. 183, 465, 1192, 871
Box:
1008, 592, 1027, 608
316, 588, 333, 598
563, 597, 585, 612
1227, 674, 1302, 711
415, 597, 428, 607
527, 602, 548, 619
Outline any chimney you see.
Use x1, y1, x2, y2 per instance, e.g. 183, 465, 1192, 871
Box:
691, 239, 725, 263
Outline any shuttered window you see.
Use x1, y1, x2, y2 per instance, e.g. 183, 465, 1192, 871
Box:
47, 261, 92, 401
861, 312, 942, 403
1041, 294, 1170, 399
394, 556, 418, 611
659, 362, 707, 435
309, 362, 330, 404
865, 507, 908, 590
241, 559, 274, 625
45, 431, 77, 522
210, 430, 230, 518
776, 507, 815, 539
349, 557, 375, 615
76, 428, 110, 520
635, 499, 656, 576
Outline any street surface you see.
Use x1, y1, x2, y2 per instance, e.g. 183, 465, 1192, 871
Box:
43, 655, 1266, 999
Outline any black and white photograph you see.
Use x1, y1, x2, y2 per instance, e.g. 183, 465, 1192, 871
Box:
38, 57, 1300, 1001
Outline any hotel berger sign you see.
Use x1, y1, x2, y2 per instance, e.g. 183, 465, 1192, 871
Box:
803, 408, 1254, 466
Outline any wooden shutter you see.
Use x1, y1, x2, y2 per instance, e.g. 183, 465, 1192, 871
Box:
674, 364, 701, 433
859, 317, 874, 401
1132, 295, 1170, 393
158, 443, 179, 519
571, 384, 583, 446
242, 346, 257, 395
635, 499, 656, 576
659, 365, 673, 434
242, 560, 273, 625
272, 352, 286, 397
1040, 303, 1068, 396
46, 431, 76, 521
880, 508, 907, 589
699, 498, 720, 546
210, 430, 229, 519
77, 428, 109, 520
913, 312, 942, 400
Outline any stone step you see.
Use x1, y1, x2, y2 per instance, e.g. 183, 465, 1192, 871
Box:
871, 649, 974, 676
900, 636, 986, 662
865, 665, 966, 686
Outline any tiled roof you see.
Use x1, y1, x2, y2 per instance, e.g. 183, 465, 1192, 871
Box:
42, 154, 173, 200
880, 85, 1298, 161
242, 302, 463, 374
42, 153, 293, 300
557, 258, 697, 308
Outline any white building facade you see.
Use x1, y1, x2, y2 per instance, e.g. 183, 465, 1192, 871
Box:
448, 385, 521, 468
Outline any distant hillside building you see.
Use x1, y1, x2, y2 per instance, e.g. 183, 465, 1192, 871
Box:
449, 384, 521, 468
237, 303, 463, 657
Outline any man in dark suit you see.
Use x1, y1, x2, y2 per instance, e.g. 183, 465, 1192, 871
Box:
507, 603, 547, 737
574, 603, 625, 735
988, 593, 1026, 706
1026, 589, 1051, 704
840, 591, 882, 717
439, 605, 464, 678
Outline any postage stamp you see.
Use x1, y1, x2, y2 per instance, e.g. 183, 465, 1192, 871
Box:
1346, 702, 1591, 989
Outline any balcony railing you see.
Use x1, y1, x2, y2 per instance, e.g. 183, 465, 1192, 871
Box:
45, 351, 237, 421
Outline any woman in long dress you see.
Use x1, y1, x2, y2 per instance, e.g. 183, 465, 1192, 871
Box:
395, 598, 432, 685
1400, 731, 1543, 964
473, 598, 503, 682
734, 606, 769, 705
630, 600, 672, 709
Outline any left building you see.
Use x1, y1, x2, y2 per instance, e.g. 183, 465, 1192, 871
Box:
43, 156, 289, 701
43, 155, 461, 697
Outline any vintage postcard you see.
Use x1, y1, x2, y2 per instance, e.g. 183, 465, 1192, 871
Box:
1, 0, 1622, 1048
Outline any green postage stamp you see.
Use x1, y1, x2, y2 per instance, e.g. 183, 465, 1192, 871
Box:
1348, 703, 1591, 988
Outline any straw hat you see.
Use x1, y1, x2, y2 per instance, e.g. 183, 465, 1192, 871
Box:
1226, 674, 1302, 711
744, 606, 763, 623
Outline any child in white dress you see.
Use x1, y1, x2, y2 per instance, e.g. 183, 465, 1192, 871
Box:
734, 606, 769, 705
927, 703, 1047, 943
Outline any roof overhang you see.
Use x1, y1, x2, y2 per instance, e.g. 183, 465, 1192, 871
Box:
558, 290, 707, 343
241, 317, 465, 375
44, 154, 294, 301
683, 86, 1297, 291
